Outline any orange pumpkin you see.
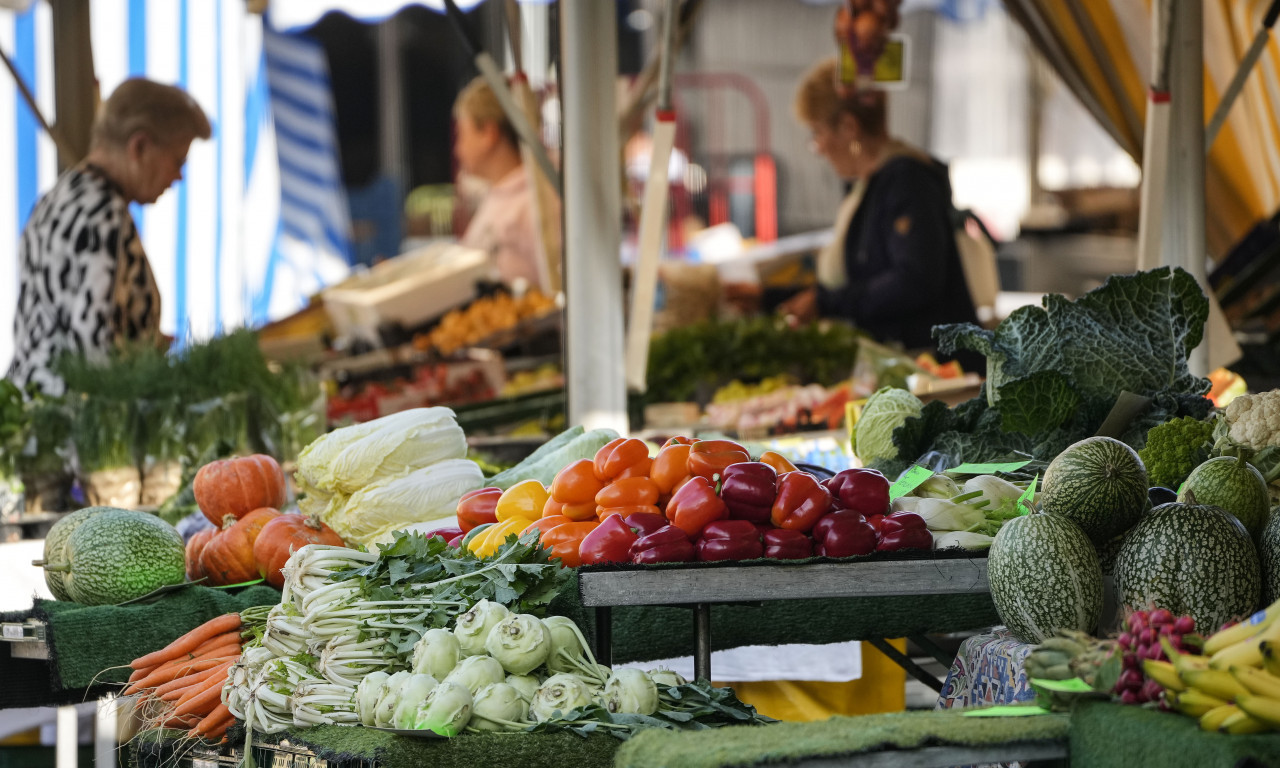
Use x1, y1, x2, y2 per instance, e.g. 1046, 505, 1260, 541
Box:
199, 507, 281, 586
252, 514, 346, 589
186, 528, 216, 581
194, 454, 287, 526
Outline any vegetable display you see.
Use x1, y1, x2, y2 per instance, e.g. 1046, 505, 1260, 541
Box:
40, 507, 186, 605
1039, 436, 1149, 547
193, 454, 287, 526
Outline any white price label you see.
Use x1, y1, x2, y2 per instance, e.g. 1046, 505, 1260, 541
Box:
2, 624, 24, 640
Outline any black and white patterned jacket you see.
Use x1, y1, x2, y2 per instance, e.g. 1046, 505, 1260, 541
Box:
7, 164, 161, 396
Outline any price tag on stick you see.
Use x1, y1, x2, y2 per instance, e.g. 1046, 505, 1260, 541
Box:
889, 465, 934, 500
1017, 475, 1039, 515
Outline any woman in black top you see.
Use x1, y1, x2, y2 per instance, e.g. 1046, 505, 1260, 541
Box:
781, 59, 978, 352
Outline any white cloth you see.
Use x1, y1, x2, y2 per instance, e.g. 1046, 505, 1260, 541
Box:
617, 641, 862, 683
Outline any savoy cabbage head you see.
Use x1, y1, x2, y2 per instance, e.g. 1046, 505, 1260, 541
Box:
869, 267, 1214, 474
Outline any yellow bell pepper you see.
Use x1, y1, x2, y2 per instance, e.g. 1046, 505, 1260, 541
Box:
469, 516, 533, 558
495, 479, 550, 522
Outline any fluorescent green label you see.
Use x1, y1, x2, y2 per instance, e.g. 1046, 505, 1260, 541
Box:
962, 705, 1053, 718
1029, 677, 1094, 693
889, 465, 934, 500
945, 460, 1033, 475
1017, 475, 1039, 515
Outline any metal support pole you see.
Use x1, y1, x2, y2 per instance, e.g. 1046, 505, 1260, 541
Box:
377, 17, 406, 192
1163, 0, 1209, 377
867, 638, 944, 693
56, 705, 77, 768
693, 603, 712, 682
560, 0, 628, 433
1206, 0, 1280, 150
95, 695, 118, 768
594, 606, 612, 668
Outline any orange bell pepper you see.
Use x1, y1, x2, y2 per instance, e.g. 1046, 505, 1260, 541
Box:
551, 459, 606, 504
523, 515, 574, 540
663, 436, 695, 447
543, 498, 598, 522
688, 439, 751, 482
596, 477, 660, 508
651, 443, 692, 495
615, 456, 653, 479
495, 480, 549, 521
758, 451, 799, 475
593, 438, 650, 482
539, 521, 599, 568
597, 504, 662, 521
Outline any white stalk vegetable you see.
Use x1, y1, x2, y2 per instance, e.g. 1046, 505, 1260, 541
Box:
374, 671, 413, 727
453, 600, 510, 656
603, 669, 659, 715
505, 674, 540, 702
542, 616, 606, 686
484, 614, 552, 675
648, 667, 688, 689
911, 473, 961, 499
442, 655, 506, 695
412, 628, 462, 679
963, 475, 1024, 512
414, 681, 474, 736
531, 673, 595, 722
356, 671, 390, 726
913, 498, 987, 532
393, 674, 440, 729
932, 530, 995, 550
470, 683, 530, 731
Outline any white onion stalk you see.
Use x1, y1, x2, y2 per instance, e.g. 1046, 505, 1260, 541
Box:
291, 681, 359, 727
442, 655, 506, 695
648, 667, 688, 689
318, 633, 395, 687
531, 673, 596, 722
469, 683, 530, 731
542, 616, 607, 686
412, 628, 462, 679
392, 674, 440, 729
453, 600, 510, 656
603, 669, 659, 715
374, 671, 413, 727
356, 671, 390, 726
505, 674, 540, 702
414, 681, 473, 736
484, 614, 551, 675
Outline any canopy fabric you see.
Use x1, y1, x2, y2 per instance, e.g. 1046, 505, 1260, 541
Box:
1005, 0, 1274, 258
268, 0, 551, 34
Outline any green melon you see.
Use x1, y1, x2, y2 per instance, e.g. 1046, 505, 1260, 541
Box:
1260, 508, 1280, 605
1041, 436, 1149, 546
1180, 456, 1270, 541
49, 509, 185, 605
1115, 501, 1260, 631
987, 513, 1103, 643
35, 506, 116, 601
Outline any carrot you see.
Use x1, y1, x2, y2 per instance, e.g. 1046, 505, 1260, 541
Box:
124, 656, 236, 695
157, 641, 241, 669
173, 674, 228, 718
188, 631, 242, 658
158, 713, 199, 729
153, 659, 236, 699
193, 703, 233, 737
127, 665, 155, 684
130, 613, 242, 670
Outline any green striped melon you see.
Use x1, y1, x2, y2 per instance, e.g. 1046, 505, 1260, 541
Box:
1260, 508, 1280, 605
36, 506, 115, 601
50, 509, 185, 605
1180, 456, 1270, 542
1115, 501, 1260, 632
988, 513, 1103, 643
1041, 436, 1148, 546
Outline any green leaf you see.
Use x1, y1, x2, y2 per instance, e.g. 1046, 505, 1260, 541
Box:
995, 370, 1080, 436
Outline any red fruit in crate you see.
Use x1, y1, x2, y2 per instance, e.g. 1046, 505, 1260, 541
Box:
1149, 608, 1174, 626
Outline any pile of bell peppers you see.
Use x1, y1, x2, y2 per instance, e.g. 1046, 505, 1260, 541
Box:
452, 436, 933, 568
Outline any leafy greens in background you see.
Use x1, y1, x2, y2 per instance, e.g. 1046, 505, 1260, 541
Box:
869, 268, 1215, 478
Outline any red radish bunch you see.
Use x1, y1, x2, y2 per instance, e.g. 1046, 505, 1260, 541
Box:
1114, 608, 1197, 706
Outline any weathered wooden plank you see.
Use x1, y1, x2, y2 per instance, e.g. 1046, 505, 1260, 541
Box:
579, 559, 989, 607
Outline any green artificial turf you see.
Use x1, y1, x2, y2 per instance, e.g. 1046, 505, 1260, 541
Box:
1070, 700, 1280, 767
613, 709, 1069, 768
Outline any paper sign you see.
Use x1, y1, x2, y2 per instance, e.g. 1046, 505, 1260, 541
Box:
1029, 677, 1094, 693
2, 624, 23, 640
962, 705, 1053, 718
889, 465, 934, 500
1017, 475, 1039, 515
945, 460, 1033, 476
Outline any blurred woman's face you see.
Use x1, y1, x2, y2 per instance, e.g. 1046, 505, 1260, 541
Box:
454, 113, 493, 177
127, 132, 192, 204
807, 114, 861, 180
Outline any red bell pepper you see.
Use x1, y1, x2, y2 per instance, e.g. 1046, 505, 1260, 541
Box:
593, 438, 650, 482
447, 534, 464, 548
813, 509, 866, 542
719, 462, 777, 523
876, 512, 932, 552
430, 526, 464, 543
631, 525, 697, 564
763, 528, 812, 560
624, 511, 669, 538
688, 439, 752, 482
864, 514, 885, 532
770, 471, 833, 533
457, 487, 501, 533
697, 519, 764, 562
579, 514, 640, 565
814, 513, 878, 558
665, 475, 729, 537
825, 468, 890, 517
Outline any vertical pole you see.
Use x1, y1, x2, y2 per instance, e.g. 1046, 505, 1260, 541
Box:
1163, 0, 1209, 376
95, 696, 118, 768
378, 16, 405, 193
560, 0, 628, 433
55, 705, 77, 768
694, 603, 712, 682
50, 0, 95, 167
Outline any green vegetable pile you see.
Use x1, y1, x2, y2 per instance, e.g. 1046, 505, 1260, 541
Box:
870, 268, 1214, 476
1138, 416, 1214, 489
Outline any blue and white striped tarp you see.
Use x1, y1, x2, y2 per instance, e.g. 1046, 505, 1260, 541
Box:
0, 0, 352, 372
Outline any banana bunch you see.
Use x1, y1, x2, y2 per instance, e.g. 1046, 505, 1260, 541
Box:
1154, 598, 1280, 734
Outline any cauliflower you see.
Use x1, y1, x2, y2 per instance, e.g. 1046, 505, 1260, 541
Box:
1224, 391, 1280, 451
1138, 416, 1214, 490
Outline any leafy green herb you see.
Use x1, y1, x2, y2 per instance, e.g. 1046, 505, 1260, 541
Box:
527, 680, 773, 740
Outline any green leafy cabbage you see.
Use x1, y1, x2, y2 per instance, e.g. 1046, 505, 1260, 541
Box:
853, 387, 924, 463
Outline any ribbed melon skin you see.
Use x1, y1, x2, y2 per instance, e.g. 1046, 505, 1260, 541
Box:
62, 510, 185, 605
1260, 509, 1280, 605
1041, 437, 1149, 546
988, 513, 1103, 643
41, 506, 115, 601
1181, 456, 1270, 542
1116, 502, 1260, 632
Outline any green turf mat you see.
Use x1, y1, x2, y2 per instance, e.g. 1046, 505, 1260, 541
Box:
549, 570, 1000, 664
1069, 700, 1280, 767
32, 584, 281, 690
613, 709, 1069, 768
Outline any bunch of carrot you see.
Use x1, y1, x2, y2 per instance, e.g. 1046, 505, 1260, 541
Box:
124, 612, 244, 741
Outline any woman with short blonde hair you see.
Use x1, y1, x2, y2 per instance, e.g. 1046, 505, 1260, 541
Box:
8, 78, 210, 395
